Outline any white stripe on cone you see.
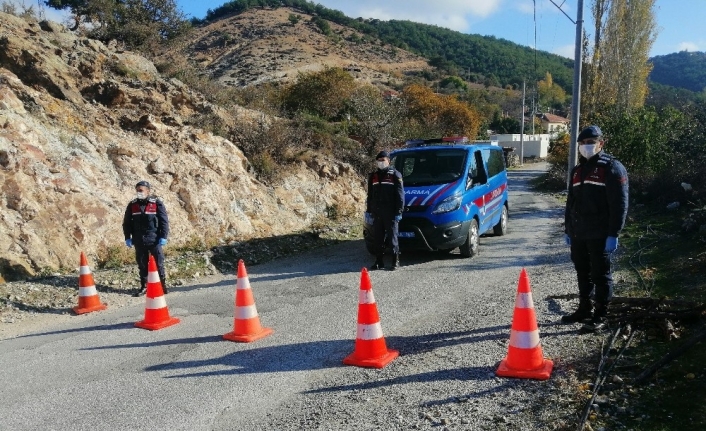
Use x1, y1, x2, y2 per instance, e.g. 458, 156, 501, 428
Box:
79, 265, 91, 275
146, 296, 167, 309
237, 277, 251, 290
147, 271, 160, 283
358, 290, 376, 304
514, 292, 535, 309
235, 304, 259, 319
509, 329, 541, 349
78, 285, 98, 297
356, 322, 384, 340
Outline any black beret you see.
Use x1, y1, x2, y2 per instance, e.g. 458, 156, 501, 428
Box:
376, 150, 390, 159
577, 125, 603, 142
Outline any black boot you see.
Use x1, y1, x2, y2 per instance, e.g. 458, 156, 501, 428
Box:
132, 286, 147, 297
370, 256, 384, 270
582, 303, 609, 333
390, 254, 400, 270
161, 282, 168, 295
561, 298, 593, 324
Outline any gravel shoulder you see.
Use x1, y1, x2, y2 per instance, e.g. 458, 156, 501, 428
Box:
247, 163, 604, 431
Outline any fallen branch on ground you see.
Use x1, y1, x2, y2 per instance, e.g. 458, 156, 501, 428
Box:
634, 325, 706, 385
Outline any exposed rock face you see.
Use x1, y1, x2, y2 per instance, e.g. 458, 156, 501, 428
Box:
0, 12, 366, 280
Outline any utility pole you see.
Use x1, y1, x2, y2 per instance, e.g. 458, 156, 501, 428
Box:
549, 0, 585, 188
520, 81, 526, 166
568, 0, 584, 188
530, 93, 537, 139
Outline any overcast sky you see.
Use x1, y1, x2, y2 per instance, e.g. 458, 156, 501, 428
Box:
16, 0, 706, 57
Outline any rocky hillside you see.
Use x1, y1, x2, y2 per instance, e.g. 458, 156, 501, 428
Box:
169, 7, 430, 88
0, 12, 366, 281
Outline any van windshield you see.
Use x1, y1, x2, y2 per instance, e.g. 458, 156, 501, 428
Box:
393, 149, 467, 186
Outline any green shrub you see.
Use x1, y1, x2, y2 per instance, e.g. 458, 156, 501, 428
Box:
288, 13, 301, 25
311, 17, 331, 35
250, 152, 277, 181
97, 244, 133, 269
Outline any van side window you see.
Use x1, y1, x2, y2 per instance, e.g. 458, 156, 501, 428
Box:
472, 150, 487, 185
401, 157, 415, 177
467, 154, 476, 189
486, 149, 506, 177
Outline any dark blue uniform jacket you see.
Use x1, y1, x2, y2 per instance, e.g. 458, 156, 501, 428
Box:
366, 167, 404, 217
565, 152, 629, 239
123, 197, 169, 246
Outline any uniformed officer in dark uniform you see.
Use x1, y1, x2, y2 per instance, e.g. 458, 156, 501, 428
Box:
562, 126, 629, 332
366, 151, 405, 270
123, 180, 170, 297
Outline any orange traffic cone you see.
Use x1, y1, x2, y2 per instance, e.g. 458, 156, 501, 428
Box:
135, 255, 180, 330
223, 260, 273, 342
73, 252, 107, 315
343, 268, 399, 368
496, 268, 553, 380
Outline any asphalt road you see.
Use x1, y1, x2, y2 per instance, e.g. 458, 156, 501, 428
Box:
0, 162, 586, 430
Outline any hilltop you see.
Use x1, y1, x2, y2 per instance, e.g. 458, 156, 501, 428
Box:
650, 51, 706, 93
189, 1, 575, 92
161, 7, 430, 89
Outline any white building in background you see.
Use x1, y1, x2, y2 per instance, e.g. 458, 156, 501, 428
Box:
490, 134, 551, 158
537, 113, 570, 135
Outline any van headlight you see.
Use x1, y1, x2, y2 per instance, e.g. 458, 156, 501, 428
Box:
432, 194, 462, 214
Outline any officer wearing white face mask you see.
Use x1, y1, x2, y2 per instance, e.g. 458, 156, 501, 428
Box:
366, 151, 405, 270
562, 125, 629, 333
122, 180, 170, 297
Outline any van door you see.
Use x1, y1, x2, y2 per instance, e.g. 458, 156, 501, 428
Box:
467, 149, 490, 229
480, 148, 508, 232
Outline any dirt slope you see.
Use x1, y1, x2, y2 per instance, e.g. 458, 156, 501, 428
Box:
173, 7, 430, 87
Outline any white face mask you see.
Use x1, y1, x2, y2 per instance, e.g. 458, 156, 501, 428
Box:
377, 161, 389, 170
136, 192, 147, 200
579, 144, 600, 159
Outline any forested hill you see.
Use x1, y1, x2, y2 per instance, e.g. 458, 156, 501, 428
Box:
649, 51, 706, 93
196, 0, 575, 91
370, 20, 574, 92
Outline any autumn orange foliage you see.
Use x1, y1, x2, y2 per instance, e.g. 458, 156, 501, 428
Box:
402, 84, 482, 139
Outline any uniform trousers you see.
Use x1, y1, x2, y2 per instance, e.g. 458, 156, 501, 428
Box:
134, 243, 166, 289
373, 213, 399, 256
570, 237, 613, 304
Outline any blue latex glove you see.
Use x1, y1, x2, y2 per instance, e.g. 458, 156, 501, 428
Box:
605, 236, 618, 253
125, 239, 133, 248
564, 234, 571, 246
158, 238, 168, 246
394, 215, 402, 222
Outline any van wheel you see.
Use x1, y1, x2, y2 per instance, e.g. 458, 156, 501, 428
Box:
459, 219, 479, 258
493, 205, 508, 236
